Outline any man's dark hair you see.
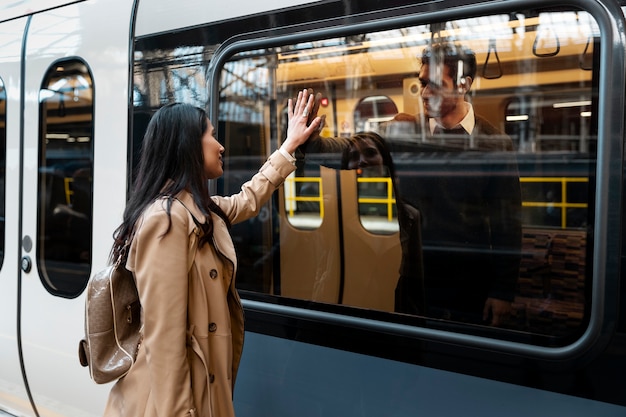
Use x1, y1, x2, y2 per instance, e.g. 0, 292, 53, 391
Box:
420, 43, 477, 85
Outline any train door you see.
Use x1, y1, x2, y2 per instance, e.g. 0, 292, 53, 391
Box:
339, 169, 401, 312
16, 1, 133, 416
0, 16, 32, 417
279, 166, 342, 302
278, 165, 402, 311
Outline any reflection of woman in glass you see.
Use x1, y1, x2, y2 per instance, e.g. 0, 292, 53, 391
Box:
341, 132, 425, 315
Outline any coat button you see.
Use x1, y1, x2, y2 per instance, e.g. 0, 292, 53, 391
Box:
209, 373, 215, 383
208, 323, 217, 332
209, 269, 218, 279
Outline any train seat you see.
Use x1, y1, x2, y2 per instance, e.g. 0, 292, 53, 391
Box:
510, 229, 586, 336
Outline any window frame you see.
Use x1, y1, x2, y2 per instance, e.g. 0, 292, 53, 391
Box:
206, 0, 624, 360
36, 57, 95, 298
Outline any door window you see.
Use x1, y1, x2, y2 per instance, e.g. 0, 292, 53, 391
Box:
38, 59, 94, 297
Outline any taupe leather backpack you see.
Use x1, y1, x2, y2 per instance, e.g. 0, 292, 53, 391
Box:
78, 240, 142, 384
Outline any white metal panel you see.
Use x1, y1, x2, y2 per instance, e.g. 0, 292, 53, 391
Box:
135, 0, 321, 36
0, 16, 35, 417
0, 0, 85, 23
18, 0, 133, 416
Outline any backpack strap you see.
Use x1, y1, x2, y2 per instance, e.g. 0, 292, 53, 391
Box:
174, 198, 202, 228
115, 233, 134, 268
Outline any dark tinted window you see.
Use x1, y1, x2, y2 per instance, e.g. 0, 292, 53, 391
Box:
217, 8, 598, 345
38, 59, 94, 297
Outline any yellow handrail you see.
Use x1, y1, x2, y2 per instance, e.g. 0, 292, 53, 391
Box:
356, 177, 396, 221
285, 175, 589, 229
284, 176, 324, 219
64, 177, 74, 205
519, 177, 588, 229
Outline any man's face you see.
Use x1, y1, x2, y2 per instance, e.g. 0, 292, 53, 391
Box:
418, 63, 464, 120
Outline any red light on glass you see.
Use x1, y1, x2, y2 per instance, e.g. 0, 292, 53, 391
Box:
320, 97, 329, 107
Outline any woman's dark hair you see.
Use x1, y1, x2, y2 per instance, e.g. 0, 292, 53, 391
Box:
112, 103, 229, 260
340, 131, 411, 227
341, 131, 396, 178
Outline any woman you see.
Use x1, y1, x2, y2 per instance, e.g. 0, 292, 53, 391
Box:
104, 90, 321, 417
341, 132, 425, 315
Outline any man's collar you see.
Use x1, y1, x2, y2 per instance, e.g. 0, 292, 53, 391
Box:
429, 102, 475, 134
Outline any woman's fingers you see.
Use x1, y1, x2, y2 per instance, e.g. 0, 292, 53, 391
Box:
296, 89, 311, 117
283, 90, 322, 152
286, 89, 321, 143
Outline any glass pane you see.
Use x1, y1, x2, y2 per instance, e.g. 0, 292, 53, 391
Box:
354, 95, 399, 132
217, 55, 274, 292
0, 78, 5, 267
38, 60, 94, 297
345, 138, 400, 235
133, 46, 209, 109
132, 45, 216, 181
220, 7, 598, 344
283, 168, 324, 230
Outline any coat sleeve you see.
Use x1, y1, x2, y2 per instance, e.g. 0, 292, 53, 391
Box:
299, 134, 351, 169
131, 204, 195, 417
215, 150, 296, 225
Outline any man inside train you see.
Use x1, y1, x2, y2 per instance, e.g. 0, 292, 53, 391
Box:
385, 42, 523, 326
302, 42, 522, 326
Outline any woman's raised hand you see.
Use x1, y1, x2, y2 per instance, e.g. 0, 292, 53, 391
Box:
281, 89, 323, 155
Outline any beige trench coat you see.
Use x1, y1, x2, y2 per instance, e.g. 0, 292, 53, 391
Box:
104, 151, 295, 417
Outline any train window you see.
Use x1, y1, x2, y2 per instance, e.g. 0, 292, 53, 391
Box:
0, 77, 5, 267
354, 165, 399, 235
352, 97, 402, 235
354, 95, 398, 132
131, 46, 214, 177
132, 47, 209, 110
283, 166, 324, 230
213, 6, 600, 346
37, 59, 94, 297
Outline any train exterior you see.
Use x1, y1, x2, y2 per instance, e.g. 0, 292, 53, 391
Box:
1, 0, 626, 416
